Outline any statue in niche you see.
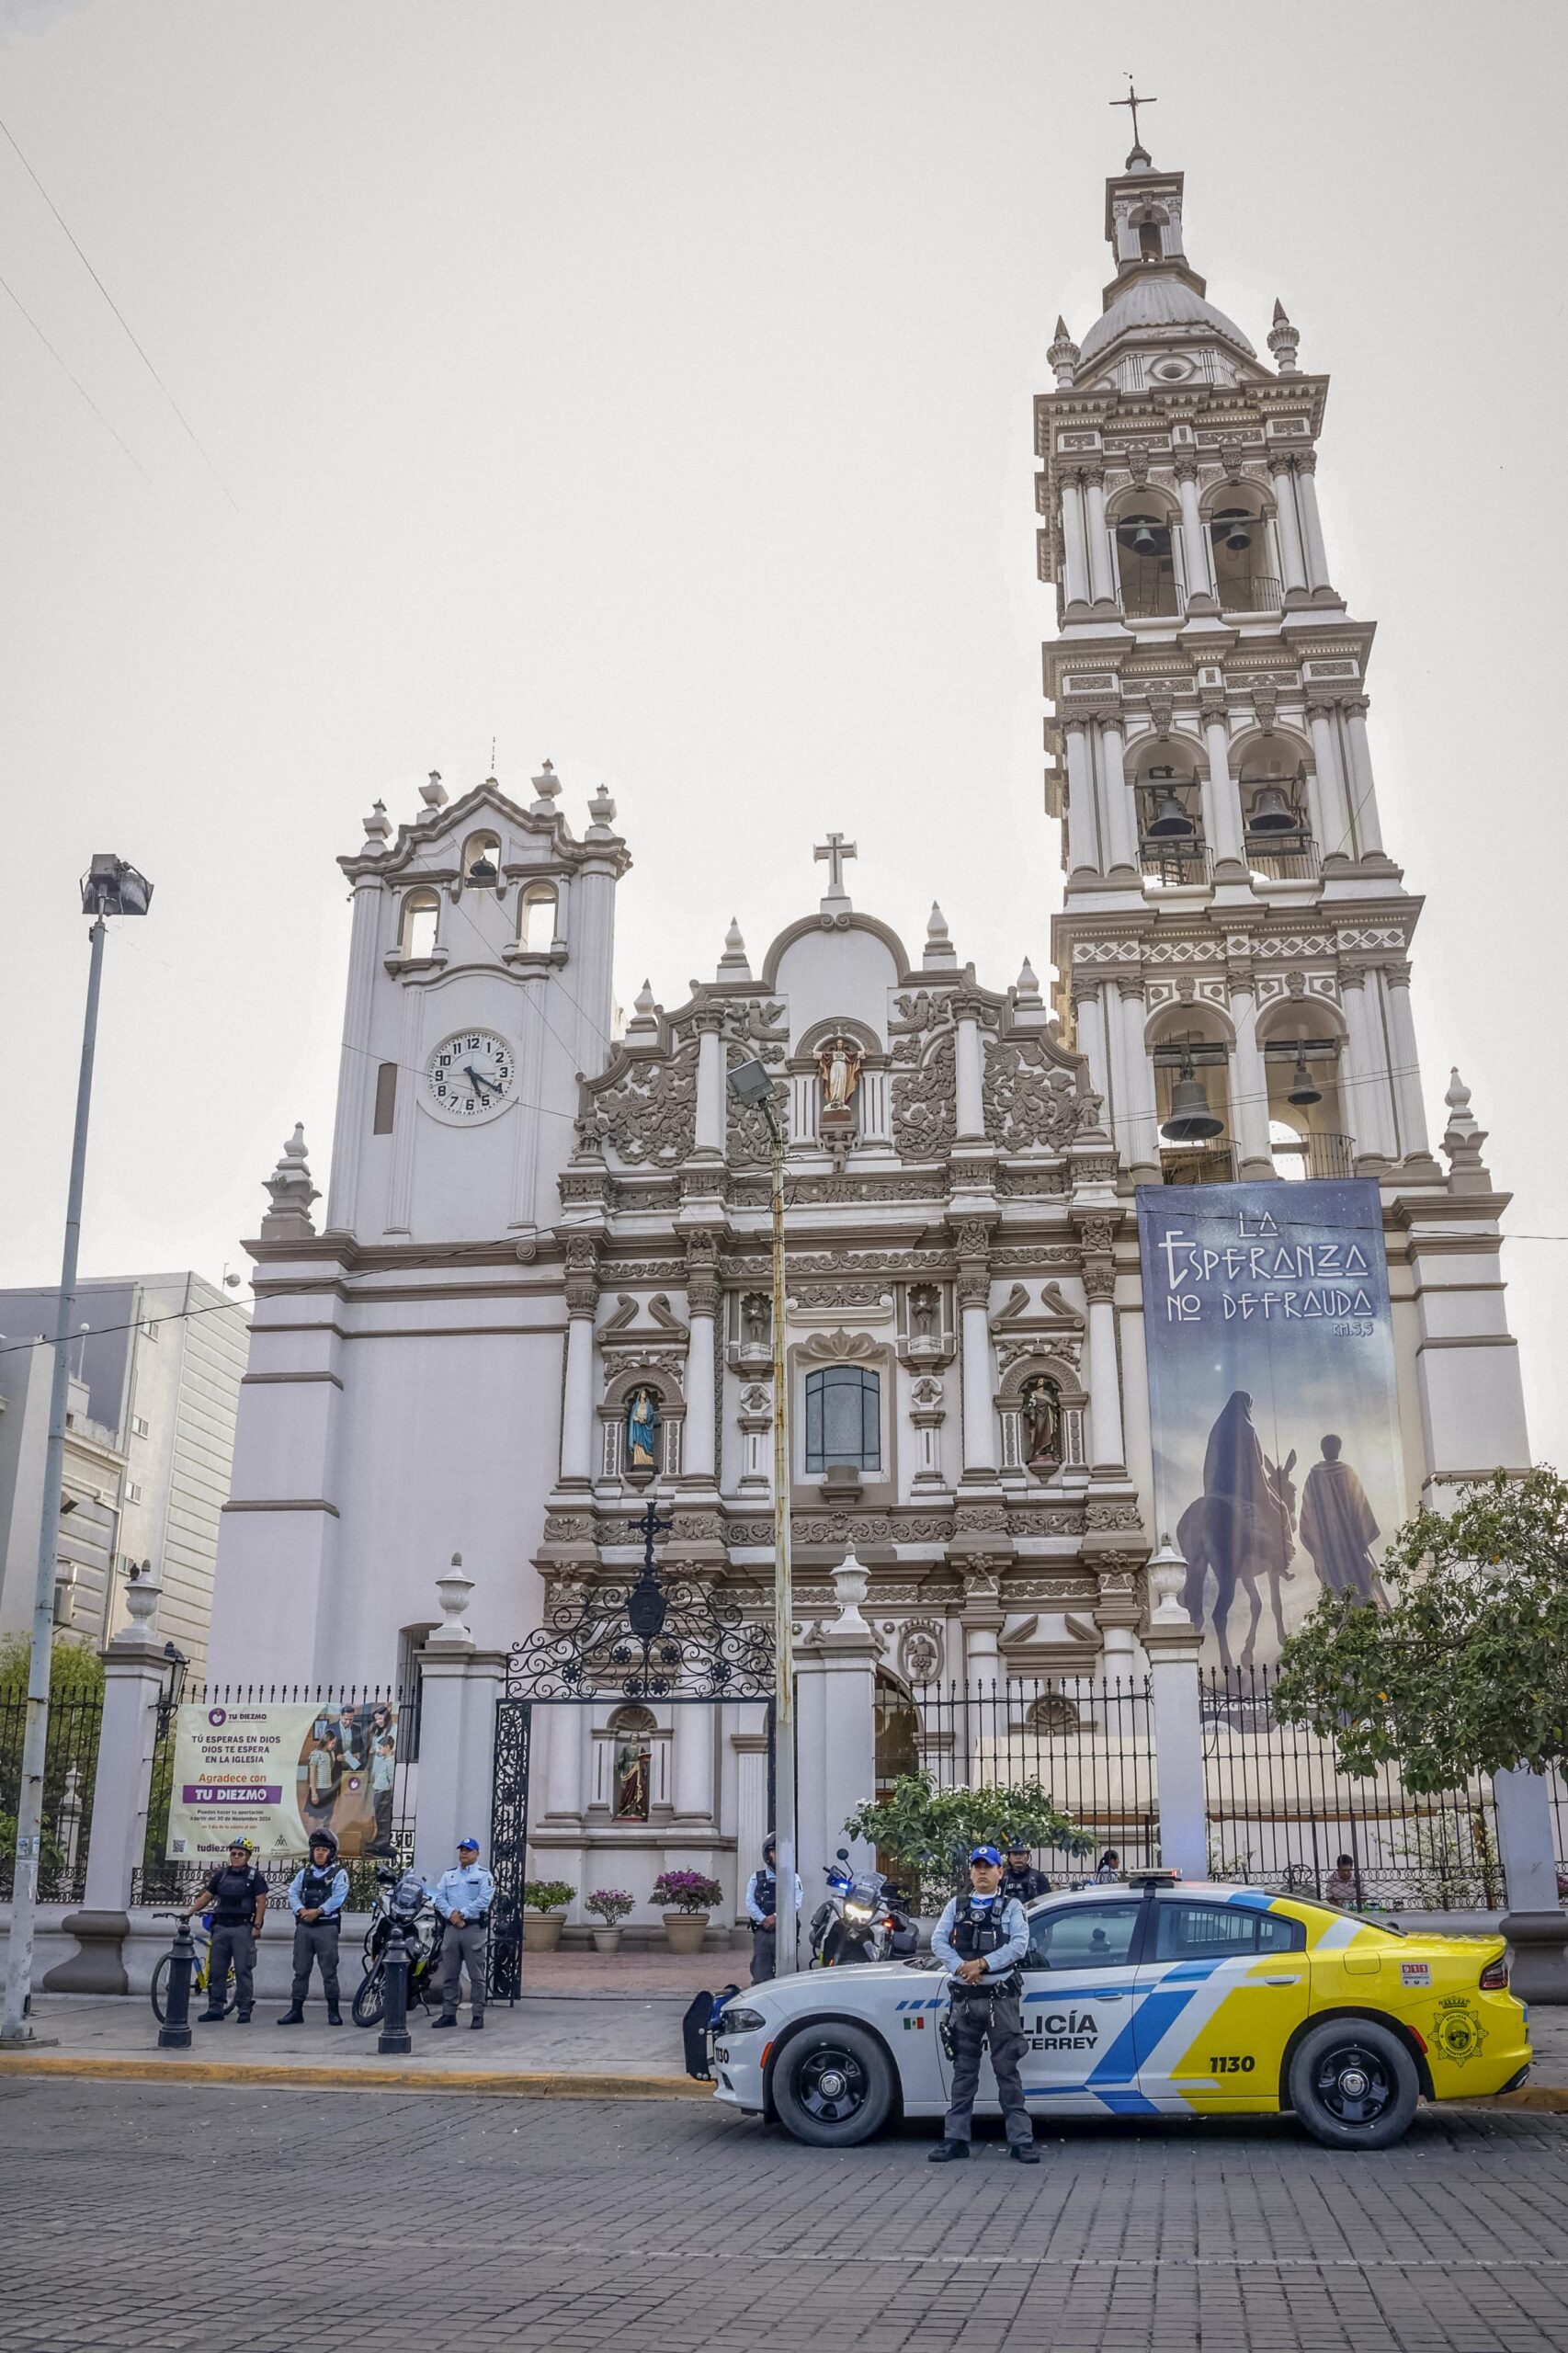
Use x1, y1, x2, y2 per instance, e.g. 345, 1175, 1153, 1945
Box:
818, 1035, 863, 1110
909, 1284, 938, 1340
1020, 1375, 1062, 1472
742, 1292, 770, 1346
613, 1724, 652, 1820
626, 1387, 660, 1473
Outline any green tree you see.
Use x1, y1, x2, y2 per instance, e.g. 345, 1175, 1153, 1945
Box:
0, 1633, 106, 1894
1271, 1466, 1568, 1792
843, 1771, 1091, 1913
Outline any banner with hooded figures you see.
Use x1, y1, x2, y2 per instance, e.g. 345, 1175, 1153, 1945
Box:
1137, 1180, 1403, 1671
165, 1699, 403, 1867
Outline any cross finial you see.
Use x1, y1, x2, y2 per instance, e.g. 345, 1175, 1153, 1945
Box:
1110, 74, 1156, 156
813, 831, 858, 907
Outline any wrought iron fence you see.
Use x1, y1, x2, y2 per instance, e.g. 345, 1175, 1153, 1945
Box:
873, 1677, 1159, 1900
0, 1687, 105, 1904
133, 1679, 419, 1909
1201, 1666, 1504, 1911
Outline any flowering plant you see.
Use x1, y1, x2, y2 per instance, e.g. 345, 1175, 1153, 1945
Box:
652, 1868, 722, 1915
585, 1887, 634, 1926
521, 1878, 575, 1913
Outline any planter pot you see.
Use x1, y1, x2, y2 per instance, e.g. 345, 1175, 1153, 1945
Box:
589, 1927, 624, 1955
522, 1912, 566, 1952
662, 1909, 710, 1956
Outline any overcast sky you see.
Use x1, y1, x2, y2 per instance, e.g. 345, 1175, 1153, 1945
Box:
4, 0, 1563, 1467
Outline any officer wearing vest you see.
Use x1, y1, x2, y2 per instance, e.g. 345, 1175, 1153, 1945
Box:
278, 1829, 349, 2025
1001, 1838, 1051, 1906
928, 1846, 1037, 2163
429, 1836, 494, 2029
744, 1835, 802, 1984
187, 1837, 268, 2023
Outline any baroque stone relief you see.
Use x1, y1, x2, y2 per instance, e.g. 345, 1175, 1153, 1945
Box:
983, 1038, 1102, 1153
588, 1040, 698, 1165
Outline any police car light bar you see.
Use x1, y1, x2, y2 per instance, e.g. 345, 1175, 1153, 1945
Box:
1123, 1869, 1182, 1886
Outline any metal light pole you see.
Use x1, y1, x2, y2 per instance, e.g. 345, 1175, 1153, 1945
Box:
2, 857, 152, 2047
728, 1059, 795, 1971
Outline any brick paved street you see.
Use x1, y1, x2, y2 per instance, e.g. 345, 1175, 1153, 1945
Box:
4, 2079, 1568, 2351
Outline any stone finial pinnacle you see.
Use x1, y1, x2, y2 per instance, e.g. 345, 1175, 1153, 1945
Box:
530, 759, 562, 817
419, 769, 448, 811
922, 900, 958, 972
1014, 953, 1042, 1005
361, 799, 392, 847
260, 1123, 319, 1240
1441, 1065, 1489, 1189
1267, 299, 1301, 376
587, 780, 618, 834
1048, 317, 1080, 390
717, 915, 752, 983
627, 978, 660, 1039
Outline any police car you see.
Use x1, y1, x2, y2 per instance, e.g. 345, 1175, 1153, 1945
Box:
710, 1874, 1530, 2151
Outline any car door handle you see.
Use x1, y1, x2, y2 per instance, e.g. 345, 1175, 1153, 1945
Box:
1098, 1992, 1127, 2000
1262, 1975, 1301, 1986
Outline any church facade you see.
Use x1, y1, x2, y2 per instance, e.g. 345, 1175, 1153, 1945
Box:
207, 135, 1530, 1922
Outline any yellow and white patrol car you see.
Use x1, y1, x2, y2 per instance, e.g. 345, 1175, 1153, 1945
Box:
710, 1876, 1530, 2151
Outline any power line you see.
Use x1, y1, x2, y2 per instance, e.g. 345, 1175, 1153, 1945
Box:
0, 265, 150, 481
0, 110, 237, 509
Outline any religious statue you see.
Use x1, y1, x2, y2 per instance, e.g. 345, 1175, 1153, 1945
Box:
817, 1035, 863, 1109
626, 1387, 659, 1473
614, 1730, 652, 1820
742, 1292, 769, 1347
909, 1284, 938, 1340
1020, 1375, 1062, 1471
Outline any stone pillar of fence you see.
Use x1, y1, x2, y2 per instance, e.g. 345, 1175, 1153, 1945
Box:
1142, 1535, 1208, 1881
412, 1559, 477, 1880
46, 1579, 168, 1995
1494, 1768, 1568, 2004
794, 1554, 880, 1945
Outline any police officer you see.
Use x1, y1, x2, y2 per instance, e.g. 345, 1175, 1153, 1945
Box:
928, 1845, 1037, 2163
1001, 1838, 1051, 1906
429, 1836, 494, 2030
278, 1828, 348, 2025
187, 1836, 268, 2024
744, 1835, 802, 1984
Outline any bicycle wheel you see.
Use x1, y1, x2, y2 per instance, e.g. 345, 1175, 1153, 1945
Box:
351, 1966, 386, 2029
150, 1953, 171, 2024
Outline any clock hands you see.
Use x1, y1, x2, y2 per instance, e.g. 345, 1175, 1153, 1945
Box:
463, 1063, 504, 1100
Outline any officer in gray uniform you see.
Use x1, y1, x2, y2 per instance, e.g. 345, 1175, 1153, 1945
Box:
278, 1828, 348, 2025
187, 1837, 268, 2023
429, 1836, 494, 2030
928, 1845, 1037, 2163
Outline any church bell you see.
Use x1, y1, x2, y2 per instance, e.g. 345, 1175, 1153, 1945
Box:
1161, 1053, 1224, 1142
1246, 782, 1296, 834
1286, 1051, 1323, 1108
1218, 509, 1253, 552
1127, 518, 1158, 555
1144, 786, 1196, 839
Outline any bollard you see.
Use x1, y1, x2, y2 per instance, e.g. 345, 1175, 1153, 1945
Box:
378, 1921, 412, 2056
158, 1918, 197, 2051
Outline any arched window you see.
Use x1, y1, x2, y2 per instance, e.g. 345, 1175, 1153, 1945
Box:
1262, 1022, 1351, 1179
517, 882, 557, 954
805, 1365, 881, 1473
1138, 222, 1163, 261
1113, 509, 1179, 619
1153, 1026, 1234, 1186
1209, 494, 1278, 614
462, 830, 503, 886
1134, 757, 1206, 886
1241, 763, 1316, 880
398, 888, 440, 961
608, 1705, 656, 1821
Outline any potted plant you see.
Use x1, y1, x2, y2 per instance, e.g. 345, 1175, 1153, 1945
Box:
652, 1868, 722, 1955
520, 1878, 575, 1952
585, 1887, 635, 1954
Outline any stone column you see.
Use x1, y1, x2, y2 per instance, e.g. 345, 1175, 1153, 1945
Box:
1174, 460, 1216, 614
1199, 701, 1245, 874
1339, 969, 1396, 1167
325, 873, 387, 1233
793, 1557, 881, 1955
558, 1238, 599, 1487
960, 1568, 1005, 1784
954, 997, 986, 1142
1062, 718, 1101, 876
1059, 470, 1091, 611
1494, 1768, 1568, 2004
46, 1587, 169, 1995
956, 1230, 997, 1479
1381, 961, 1430, 1162
1084, 468, 1118, 610
1071, 978, 1111, 1115
1083, 1248, 1127, 1477
457, 1651, 508, 1856
1143, 1538, 1208, 1881
1267, 453, 1309, 605
692, 1011, 726, 1156
1116, 979, 1160, 1183
413, 1561, 477, 1879
908, 1376, 948, 1492
681, 1235, 720, 1485
1097, 717, 1139, 878
1340, 697, 1386, 858
1227, 980, 1274, 1178
671, 1704, 717, 1827
1094, 1567, 1142, 1688
1294, 450, 1335, 598
1305, 699, 1353, 863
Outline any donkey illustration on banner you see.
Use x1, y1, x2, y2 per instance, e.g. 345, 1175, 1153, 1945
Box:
1177, 1391, 1299, 1672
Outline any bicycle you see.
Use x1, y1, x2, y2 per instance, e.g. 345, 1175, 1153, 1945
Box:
150, 1911, 237, 2022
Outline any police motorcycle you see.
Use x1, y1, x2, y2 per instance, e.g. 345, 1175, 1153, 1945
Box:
351, 1866, 447, 2027
808, 1847, 918, 1969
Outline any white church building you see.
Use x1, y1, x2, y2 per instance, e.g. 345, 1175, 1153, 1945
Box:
207, 133, 1530, 1923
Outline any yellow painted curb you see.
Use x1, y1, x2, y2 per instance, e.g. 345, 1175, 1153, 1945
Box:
0, 2052, 711, 2100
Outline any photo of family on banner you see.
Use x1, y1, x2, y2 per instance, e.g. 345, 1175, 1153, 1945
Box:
1137, 1179, 1403, 1673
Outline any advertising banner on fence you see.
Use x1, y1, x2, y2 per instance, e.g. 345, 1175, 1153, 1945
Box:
166, 1699, 402, 1866
1137, 1178, 1404, 1669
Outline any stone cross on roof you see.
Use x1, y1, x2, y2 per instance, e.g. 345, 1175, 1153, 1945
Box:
814, 832, 857, 911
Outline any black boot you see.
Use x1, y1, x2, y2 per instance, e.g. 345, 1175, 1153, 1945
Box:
196, 2009, 224, 2024
277, 2006, 305, 2026
1009, 2143, 1040, 2165
326, 2006, 343, 2027
928, 2140, 970, 2163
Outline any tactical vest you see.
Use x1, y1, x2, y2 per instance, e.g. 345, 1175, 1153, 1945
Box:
753, 1868, 777, 1918
300, 1861, 339, 1918
950, 1896, 1021, 1994
209, 1866, 262, 1925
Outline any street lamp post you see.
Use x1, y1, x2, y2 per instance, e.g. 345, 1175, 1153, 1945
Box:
728, 1058, 796, 1970
2, 857, 153, 2048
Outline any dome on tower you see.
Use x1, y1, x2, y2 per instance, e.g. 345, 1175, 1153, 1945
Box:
1078, 272, 1256, 369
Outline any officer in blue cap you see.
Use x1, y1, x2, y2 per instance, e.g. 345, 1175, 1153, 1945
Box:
429, 1836, 494, 2030
927, 1845, 1036, 2162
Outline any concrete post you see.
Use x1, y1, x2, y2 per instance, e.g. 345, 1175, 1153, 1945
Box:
1494, 1768, 1568, 2004
412, 1560, 476, 1880
793, 1556, 880, 1921
47, 1582, 169, 1995
1143, 1536, 1208, 1881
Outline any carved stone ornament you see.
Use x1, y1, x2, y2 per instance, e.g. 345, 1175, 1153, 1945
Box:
685, 1233, 721, 1318
589, 1040, 698, 1165
1074, 1217, 1117, 1257
563, 1233, 599, 1317
1082, 1261, 1117, 1303
792, 1512, 956, 1546
1124, 442, 1151, 486
899, 1622, 945, 1686
983, 1040, 1103, 1154
891, 1027, 956, 1157
798, 1328, 881, 1363
1085, 1502, 1146, 1532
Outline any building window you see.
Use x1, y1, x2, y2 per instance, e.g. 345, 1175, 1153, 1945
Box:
517, 882, 557, 954
372, 1061, 398, 1134
398, 889, 440, 961
608, 1705, 656, 1821
131, 1415, 149, 1439
142, 1318, 159, 1342
461, 831, 503, 886
1112, 509, 1179, 618
805, 1365, 881, 1474
125, 1482, 142, 1505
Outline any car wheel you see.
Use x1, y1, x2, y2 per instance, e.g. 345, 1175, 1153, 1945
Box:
772, 2023, 896, 2147
1288, 2018, 1419, 2150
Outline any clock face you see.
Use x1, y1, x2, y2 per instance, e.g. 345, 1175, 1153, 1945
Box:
426, 1028, 517, 1122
